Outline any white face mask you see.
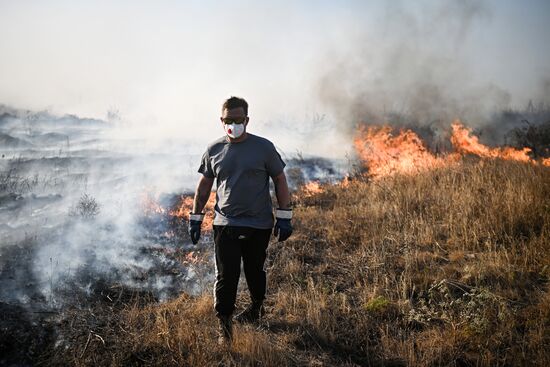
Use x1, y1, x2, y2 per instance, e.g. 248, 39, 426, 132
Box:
224, 123, 245, 139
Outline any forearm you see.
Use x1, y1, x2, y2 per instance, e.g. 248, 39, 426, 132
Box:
272, 172, 293, 241
273, 173, 290, 209
192, 177, 214, 213
192, 190, 210, 213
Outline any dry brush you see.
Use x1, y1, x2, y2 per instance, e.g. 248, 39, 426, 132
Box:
44, 159, 549, 366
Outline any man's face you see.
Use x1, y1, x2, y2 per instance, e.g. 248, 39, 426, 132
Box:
220, 107, 249, 129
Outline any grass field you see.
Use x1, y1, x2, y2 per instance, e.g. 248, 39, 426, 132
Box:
42, 158, 549, 366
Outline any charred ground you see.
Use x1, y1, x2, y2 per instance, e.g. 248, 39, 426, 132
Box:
1, 106, 550, 366
1, 158, 547, 366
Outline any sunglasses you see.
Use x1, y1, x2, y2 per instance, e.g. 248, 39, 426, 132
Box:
221, 117, 247, 124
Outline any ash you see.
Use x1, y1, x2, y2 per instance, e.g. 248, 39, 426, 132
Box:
0, 106, 342, 364
0, 107, 213, 364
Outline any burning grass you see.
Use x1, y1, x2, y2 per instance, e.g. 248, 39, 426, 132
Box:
141, 191, 217, 229
36, 158, 549, 366
353, 120, 550, 179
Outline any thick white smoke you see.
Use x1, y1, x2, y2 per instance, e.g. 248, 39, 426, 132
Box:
0, 109, 215, 307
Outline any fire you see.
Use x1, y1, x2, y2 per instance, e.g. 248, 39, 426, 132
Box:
169, 192, 216, 229
140, 190, 216, 229
353, 120, 548, 179
340, 175, 352, 188
450, 121, 532, 162
168, 195, 195, 219
302, 181, 324, 196
353, 125, 451, 178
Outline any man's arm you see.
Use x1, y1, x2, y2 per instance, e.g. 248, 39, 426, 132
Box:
272, 171, 292, 241
192, 175, 215, 213
272, 171, 290, 209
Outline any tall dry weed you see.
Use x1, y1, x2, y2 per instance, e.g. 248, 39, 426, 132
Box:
46, 159, 549, 366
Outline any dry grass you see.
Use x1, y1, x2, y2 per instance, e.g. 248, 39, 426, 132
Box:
45, 158, 550, 366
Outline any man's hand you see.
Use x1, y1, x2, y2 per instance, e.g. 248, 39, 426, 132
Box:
189, 174, 214, 245
188, 213, 204, 244
274, 208, 293, 242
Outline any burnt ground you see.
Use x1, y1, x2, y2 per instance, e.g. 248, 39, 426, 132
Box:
0, 106, 347, 366
0, 202, 215, 366
0, 280, 162, 366
0, 302, 54, 367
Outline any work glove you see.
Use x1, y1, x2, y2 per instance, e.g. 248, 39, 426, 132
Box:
274, 208, 293, 242
188, 213, 204, 245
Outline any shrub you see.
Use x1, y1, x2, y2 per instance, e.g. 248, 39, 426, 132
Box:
69, 193, 100, 219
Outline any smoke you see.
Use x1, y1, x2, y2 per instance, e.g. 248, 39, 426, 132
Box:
0, 105, 341, 310
538, 77, 550, 102
1, 1, 550, 310
315, 0, 520, 134
1, 1, 549, 154
32, 216, 199, 305
0, 108, 216, 309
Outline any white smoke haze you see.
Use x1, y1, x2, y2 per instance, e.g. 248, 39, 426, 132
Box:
0, 109, 221, 308
0, 106, 340, 310
1, 1, 549, 310
1, 1, 546, 155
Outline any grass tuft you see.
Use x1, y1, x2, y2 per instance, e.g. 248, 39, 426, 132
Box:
44, 159, 550, 366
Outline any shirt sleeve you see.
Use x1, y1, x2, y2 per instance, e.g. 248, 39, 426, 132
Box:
266, 143, 286, 177
198, 150, 215, 178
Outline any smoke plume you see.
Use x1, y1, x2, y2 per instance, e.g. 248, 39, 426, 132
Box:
315, 1, 525, 137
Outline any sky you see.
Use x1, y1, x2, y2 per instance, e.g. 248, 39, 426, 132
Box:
0, 0, 549, 151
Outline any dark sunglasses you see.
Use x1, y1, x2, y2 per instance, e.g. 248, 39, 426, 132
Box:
221, 117, 247, 124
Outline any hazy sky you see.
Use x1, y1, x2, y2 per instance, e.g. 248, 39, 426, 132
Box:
1, 0, 549, 145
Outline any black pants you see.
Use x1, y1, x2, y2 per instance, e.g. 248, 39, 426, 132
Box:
213, 225, 272, 317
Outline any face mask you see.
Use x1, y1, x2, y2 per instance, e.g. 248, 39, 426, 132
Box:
224, 123, 245, 139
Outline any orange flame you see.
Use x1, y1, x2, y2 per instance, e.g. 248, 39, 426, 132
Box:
340, 176, 352, 188
168, 195, 195, 219
353, 120, 547, 179
302, 181, 324, 196
169, 192, 216, 229
450, 121, 532, 162
140, 190, 216, 229
353, 126, 451, 178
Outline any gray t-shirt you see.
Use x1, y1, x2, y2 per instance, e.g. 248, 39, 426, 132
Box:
198, 133, 286, 229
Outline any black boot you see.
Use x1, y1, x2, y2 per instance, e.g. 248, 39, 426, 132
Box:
217, 315, 233, 345
234, 303, 264, 324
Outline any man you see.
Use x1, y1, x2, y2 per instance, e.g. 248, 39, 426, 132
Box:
189, 96, 293, 344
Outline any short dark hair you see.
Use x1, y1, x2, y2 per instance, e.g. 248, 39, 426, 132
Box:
222, 96, 248, 116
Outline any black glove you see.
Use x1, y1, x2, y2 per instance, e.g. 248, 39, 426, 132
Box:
188, 213, 204, 245
274, 208, 293, 242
